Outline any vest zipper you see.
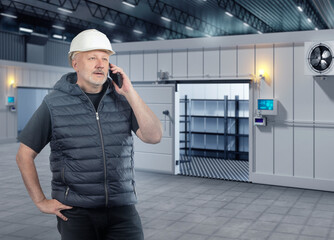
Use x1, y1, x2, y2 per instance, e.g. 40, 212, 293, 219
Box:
65, 186, 70, 200
96, 112, 109, 207
78, 86, 109, 207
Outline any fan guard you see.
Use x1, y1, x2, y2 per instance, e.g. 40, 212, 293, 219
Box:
308, 43, 334, 74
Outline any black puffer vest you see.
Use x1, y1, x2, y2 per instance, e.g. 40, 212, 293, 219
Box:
44, 72, 137, 208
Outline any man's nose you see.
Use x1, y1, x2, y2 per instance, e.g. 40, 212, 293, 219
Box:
96, 59, 104, 68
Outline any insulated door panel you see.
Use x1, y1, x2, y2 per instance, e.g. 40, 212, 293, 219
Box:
133, 85, 176, 174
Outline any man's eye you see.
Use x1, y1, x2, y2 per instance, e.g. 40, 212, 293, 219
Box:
89, 57, 96, 60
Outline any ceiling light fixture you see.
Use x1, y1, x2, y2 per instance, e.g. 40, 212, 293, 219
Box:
122, 1, 136, 8
133, 29, 143, 34
157, 37, 165, 40
243, 22, 249, 27
57, 7, 72, 14
185, 26, 193, 31
113, 39, 122, 43
307, 18, 312, 23
205, 34, 211, 37
315, 27, 318, 30
225, 12, 233, 17
0, 13, 17, 19
297, 6, 303, 12
257, 31, 263, 34
161, 16, 171, 22
52, 25, 65, 30
104, 21, 116, 27
53, 34, 62, 39
19, 27, 33, 33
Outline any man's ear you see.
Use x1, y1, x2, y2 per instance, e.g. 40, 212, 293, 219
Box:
72, 59, 78, 71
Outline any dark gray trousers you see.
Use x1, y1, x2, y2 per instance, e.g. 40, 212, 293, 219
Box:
57, 205, 144, 240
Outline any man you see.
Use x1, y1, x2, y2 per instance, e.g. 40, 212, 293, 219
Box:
16, 29, 162, 240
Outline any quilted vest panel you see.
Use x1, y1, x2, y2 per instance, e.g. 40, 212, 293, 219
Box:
44, 73, 137, 208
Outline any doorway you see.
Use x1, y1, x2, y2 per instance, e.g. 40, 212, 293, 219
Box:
178, 83, 249, 182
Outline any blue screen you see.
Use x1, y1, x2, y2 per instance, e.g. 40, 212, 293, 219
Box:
258, 99, 273, 110
7, 96, 15, 103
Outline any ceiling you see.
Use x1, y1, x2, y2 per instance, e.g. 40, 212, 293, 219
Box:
0, 0, 333, 44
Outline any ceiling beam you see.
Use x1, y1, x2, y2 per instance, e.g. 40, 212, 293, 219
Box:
216, 0, 273, 33
293, 0, 328, 30
85, 0, 188, 41
147, 0, 228, 37
35, 0, 81, 11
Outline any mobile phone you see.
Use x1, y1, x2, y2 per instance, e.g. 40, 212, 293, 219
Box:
109, 69, 123, 88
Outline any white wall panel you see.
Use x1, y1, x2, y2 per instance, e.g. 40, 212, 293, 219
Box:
158, 51, 172, 74
144, 52, 157, 81
294, 127, 313, 178
221, 47, 237, 77
275, 45, 293, 121
315, 79, 334, 122
256, 45, 274, 99
254, 45, 274, 174
255, 126, 273, 174
274, 126, 293, 176
117, 54, 130, 76
130, 53, 143, 82
315, 128, 334, 180
188, 50, 203, 78
294, 45, 313, 121
274, 45, 293, 176
172, 51, 187, 78
204, 49, 219, 77
238, 46, 254, 77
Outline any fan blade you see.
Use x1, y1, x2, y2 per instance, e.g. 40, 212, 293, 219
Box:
310, 47, 321, 59
322, 50, 331, 59
320, 59, 328, 70
311, 58, 320, 67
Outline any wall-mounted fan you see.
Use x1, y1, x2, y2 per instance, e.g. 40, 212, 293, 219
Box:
305, 42, 334, 75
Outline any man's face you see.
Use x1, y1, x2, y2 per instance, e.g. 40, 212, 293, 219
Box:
72, 50, 110, 89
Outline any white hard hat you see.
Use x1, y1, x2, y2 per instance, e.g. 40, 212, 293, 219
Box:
68, 29, 115, 59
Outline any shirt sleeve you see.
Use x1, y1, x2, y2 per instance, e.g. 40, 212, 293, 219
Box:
131, 109, 139, 133
18, 101, 52, 153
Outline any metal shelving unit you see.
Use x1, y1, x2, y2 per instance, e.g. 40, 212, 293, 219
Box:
180, 95, 249, 161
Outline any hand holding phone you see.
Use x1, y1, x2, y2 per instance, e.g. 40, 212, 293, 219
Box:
109, 69, 123, 88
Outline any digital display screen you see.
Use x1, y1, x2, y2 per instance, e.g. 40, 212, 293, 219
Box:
258, 99, 274, 111
7, 96, 14, 104
255, 118, 264, 123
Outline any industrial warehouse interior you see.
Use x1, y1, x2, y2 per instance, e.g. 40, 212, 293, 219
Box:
2, 0, 334, 239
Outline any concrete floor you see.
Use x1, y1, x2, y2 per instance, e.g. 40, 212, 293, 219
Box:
1, 142, 334, 240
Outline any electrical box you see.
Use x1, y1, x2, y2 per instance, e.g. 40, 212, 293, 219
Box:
257, 99, 277, 115
6, 96, 15, 106
254, 116, 267, 126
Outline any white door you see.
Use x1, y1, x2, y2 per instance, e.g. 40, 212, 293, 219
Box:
133, 84, 179, 174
